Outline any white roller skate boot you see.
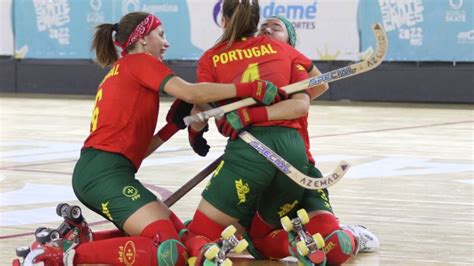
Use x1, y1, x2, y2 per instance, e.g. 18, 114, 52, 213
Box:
340, 224, 380, 254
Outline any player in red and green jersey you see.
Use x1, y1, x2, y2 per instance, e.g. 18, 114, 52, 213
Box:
179, 1, 317, 264
59, 11, 286, 266
241, 15, 380, 265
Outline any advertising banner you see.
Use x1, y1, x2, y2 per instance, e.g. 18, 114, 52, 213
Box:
0, 0, 14, 56
14, 0, 360, 60
13, 0, 472, 61
13, 0, 201, 59
188, 0, 361, 61
358, 0, 474, 61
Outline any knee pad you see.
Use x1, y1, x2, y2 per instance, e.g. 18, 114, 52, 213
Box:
305, 213, 355, 265
252, 229, 289, 259
248, 212, 275, 239
185, 210, 225, 258
92, 229, 124, 240
187, 210, 225, 241
74, 236, 157, 265
141, 219, 179, 242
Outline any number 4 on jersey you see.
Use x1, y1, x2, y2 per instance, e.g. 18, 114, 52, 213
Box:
241, 63, 260, 82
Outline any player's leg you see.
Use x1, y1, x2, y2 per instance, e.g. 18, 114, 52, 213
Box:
185, 129, 281, 264
248, 128, 309, 260
72, 148, 187, 265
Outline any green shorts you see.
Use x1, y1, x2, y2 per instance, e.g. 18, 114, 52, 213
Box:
72, 148, 157, 228
202, 127, 309, 228
300, 163, 334, 214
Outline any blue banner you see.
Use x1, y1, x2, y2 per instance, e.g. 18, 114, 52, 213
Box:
12, 0, 474, 61
14, 0, 202, 59
358, 0, 474, 61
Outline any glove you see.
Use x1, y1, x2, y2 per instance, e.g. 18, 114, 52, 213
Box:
188, 125, 210, 156
216, 106, 268, 140
235, 80, 288, 105
165, 99, 193, 129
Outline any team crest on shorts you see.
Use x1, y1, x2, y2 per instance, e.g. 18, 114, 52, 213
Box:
122, 186, 141, 201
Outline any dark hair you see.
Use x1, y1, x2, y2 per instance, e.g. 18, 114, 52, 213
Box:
91, 12, 149, 67
218, 0, 260, 48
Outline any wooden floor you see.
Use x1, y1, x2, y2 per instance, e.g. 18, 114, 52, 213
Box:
0, 95, 472, 265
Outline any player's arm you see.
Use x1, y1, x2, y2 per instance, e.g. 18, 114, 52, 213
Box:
265, 92, 310, 120
307, 66, 329, 100
292, 48, 329, 100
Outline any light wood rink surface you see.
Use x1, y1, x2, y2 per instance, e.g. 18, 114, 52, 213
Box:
0, 95, 473, 265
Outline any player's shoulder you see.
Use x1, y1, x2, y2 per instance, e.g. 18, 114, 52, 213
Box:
122, 53, 162, 65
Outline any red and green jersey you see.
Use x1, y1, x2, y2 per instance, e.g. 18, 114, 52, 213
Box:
197, 35, 312, 129
291, 62, 315, 164
83, 53, 174, 170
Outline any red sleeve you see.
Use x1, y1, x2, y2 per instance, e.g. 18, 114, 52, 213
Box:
196, 51, 216, 82
130, 53, 175, 92
282, 43, 314, 73
290, 62, 309, 83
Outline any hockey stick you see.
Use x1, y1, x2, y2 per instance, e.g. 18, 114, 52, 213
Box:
184, 23, 387, 125
164, 155, 223, 207
238, 131, 349, 190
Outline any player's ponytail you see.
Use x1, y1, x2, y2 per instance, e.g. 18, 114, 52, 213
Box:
218, 0, 260, 49
91, 12, 149, 67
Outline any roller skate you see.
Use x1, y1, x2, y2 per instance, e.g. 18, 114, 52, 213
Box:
11, 203, 91, 266
340, 224, 380, 254
281, 209, 326, 266
190, 225, 249, 266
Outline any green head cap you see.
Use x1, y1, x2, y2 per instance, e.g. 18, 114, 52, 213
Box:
270, 15, 296, 47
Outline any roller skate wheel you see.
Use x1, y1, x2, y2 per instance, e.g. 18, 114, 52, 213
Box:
280, 216, 293, 232
221, 225, 237, 239
296, 209, 309, 224
56, 203, 70, 217
187, 257, 197, 266
68, 205, 82, 220
296, 240, 309, 256
49, 230, 61, 241
36, 230, 51, 244
222, 258, 232, 266
204, 245, 220, 260
233, 239, 249, 253
34, 227, 48, 235
15, 246, 31, 258
312, 233, 325, 249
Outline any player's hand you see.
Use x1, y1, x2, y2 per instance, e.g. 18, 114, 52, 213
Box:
235, 80, 287, 105
216, 106, 268, 140
166, 99, 193, 129
188, 125, 210, 156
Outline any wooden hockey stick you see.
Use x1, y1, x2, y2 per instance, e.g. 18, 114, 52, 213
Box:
164, 155, 223, 207
238, 131, 349, 189
184, 23, 388, 125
